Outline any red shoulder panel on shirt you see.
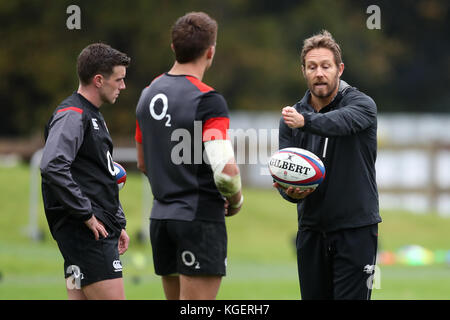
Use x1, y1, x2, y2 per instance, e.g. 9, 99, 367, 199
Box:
186, 76, 214, 93
57, 106, 83, 114
202, 117, 230, 142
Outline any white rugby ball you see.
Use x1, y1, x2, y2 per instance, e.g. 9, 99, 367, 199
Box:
269, 147, 325, 189
114, 162, 127, 191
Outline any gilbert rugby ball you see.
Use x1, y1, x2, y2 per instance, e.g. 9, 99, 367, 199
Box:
114, 162, 127, 190
268, 147, 325, 189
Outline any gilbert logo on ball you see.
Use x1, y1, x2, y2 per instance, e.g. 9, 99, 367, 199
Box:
113, 162, 127, 190
268, 147, 325, 189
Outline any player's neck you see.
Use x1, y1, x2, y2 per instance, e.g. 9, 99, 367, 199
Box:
310, 86, 339, 112
77, 85, 102, 108
169, 60, 207, 81
310, 96, 332, 112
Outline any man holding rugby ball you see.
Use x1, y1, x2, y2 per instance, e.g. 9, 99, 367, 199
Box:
275, 30, 382, 300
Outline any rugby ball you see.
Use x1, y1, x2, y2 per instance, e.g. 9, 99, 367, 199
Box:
114, 162, 127, 190
268, 147, 325, 189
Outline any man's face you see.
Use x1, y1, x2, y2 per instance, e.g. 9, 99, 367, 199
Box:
99, 65, 126, 104
302, 48, 343, 99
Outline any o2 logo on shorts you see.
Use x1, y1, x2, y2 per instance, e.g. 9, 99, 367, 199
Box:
66, 265, 83, 290
181, 250, 200, 270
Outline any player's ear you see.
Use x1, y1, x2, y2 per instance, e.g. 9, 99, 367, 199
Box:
93, 74, 103, 88
206, 45, 215, 59
338, 63, 344, 77
301, 65, 306, 78
170, 43, 175, 52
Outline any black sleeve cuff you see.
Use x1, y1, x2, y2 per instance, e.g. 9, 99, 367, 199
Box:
301, 112, 312, 130
73, 211, 93, 222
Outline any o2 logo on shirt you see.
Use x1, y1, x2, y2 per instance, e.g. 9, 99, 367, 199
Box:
149, 93, 171, 127
106, 150, 115, 176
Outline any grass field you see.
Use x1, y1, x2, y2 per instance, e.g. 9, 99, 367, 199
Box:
1, 164, 450, 300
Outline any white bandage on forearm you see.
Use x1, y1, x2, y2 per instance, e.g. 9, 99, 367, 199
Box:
214, 172, 242, 198
204, 139, 241, 197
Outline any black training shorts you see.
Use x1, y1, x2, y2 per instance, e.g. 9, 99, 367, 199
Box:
296, 224, 379, 300
53, 219, 123, 288
150, 219, 227, 276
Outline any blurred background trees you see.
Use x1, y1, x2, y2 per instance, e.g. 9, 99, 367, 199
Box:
0, 0, 449, 139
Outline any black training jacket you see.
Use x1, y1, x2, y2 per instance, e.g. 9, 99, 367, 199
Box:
278, 80, 382, 232
40, 92, 126, 237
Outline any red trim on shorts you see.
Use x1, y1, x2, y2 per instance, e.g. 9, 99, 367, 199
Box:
203, 117, 230, 142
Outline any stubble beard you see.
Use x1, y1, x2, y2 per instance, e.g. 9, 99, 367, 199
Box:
309, 74, 340, 100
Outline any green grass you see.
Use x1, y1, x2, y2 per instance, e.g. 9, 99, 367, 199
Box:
1, 164, 450, 300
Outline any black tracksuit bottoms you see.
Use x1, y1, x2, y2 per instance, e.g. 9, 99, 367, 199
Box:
296, 224, 379, 300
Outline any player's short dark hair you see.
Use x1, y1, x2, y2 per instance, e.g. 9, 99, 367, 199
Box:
77, 43, 130, 85
171, 12, 218, 63
301, 30, 343, 67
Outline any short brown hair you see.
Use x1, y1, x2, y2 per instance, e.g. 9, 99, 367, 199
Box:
77, 43, 130, 85
171, 12, 218, 63
300, 30, 342, 67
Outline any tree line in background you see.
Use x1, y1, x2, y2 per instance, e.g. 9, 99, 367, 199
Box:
0, 0, 449, 138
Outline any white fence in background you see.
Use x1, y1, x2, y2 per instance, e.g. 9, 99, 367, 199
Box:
27, 113, 450, 240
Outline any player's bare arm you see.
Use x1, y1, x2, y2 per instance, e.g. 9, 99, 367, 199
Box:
136, 141, 146, 174
221, 158, 243, 217
204, 139, 243, 216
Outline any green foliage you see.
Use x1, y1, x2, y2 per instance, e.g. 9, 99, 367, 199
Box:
1, 1, 449, 137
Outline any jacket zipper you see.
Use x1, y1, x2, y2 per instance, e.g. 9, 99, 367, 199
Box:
322, 137, 329, 158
